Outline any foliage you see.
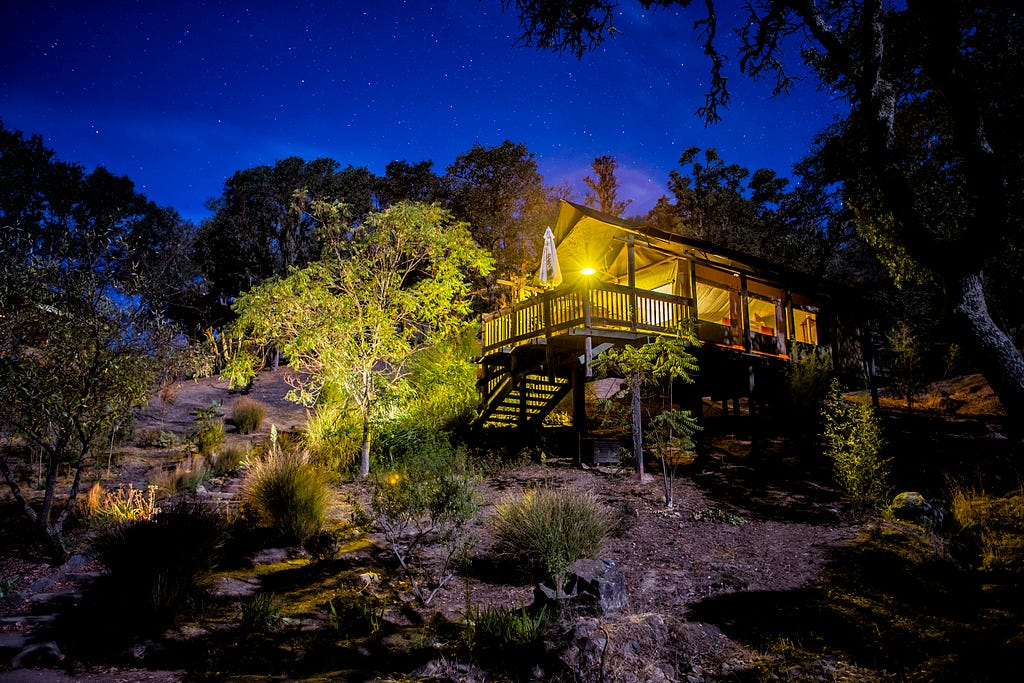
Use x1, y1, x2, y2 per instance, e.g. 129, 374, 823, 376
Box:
189, 419, 225, 457
443, 140, 549, 297
193, 156, 375, 331
593, 323, 700, 478
784, 351, 835, 432
821, 382, 890, 510
80, 483, 160, 529
209, 444, 248, 477
302, 400, 363, 472
239, 593, 283, 633
0, 124, 177, 561
151, 455, 211, 498
950, 484, 1024, 574
137, 429, 179, 449
371, 435, 479, 605
92, 501, 225, 630
583, 155, 631, 217
239, 439, 332, 544
886, 322, 923, 412
231, 396, 268, 434
465, 604, 547, 656
647, 409, 701, 509
491, 488, 613, 591
226, 201, 494, 477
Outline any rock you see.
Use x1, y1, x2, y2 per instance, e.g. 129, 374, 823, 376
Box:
533, 559, 628, 616
10, 641, 63, 669
250, 548, 291, 565
889, 491, 944, 529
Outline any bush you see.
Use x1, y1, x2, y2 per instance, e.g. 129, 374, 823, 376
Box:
303, 402, 362, 472
239, 593, 283, 633
137, 428, 178, 448
821, 381, 890, 509
189, 419, 225, 457
151, 455, 211, 497
231, 396, 268, 434
372, 435, 478, 605
240, 443, 332, 544
950, 484, 1024, 573
80, 482, 159, 529
784, 351, 834, 431
491, 488, 613, 590
92, 501, 225, 631
209, 444, 247, 477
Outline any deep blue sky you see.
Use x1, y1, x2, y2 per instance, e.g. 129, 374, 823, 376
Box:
2, 1, 846, 223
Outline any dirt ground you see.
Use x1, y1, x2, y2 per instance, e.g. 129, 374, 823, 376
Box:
0, 370, 1015, 681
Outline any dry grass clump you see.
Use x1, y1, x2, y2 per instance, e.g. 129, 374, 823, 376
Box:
239, 444, 332, 544
950, 484, 1024, 572
491, 487, 614, 588
232, 396, 268, 434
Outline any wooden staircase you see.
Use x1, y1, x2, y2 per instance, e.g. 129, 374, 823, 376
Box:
476, 350, 573, 427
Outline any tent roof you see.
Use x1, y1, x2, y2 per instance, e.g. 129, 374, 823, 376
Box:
548, 200, 834, 296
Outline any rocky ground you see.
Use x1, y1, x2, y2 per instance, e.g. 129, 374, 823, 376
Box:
0, 370, 1017, 681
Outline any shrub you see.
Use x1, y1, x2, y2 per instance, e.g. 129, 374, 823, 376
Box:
821, 381, 890, 509
209, 444, 247, 477
303, 402, 362, 472
784, 351, 834, 431
137, 428, 179, 449
151, 455, 211, 497
950, 484, 1024, 573
92, 501, 225, 631
372, 435, 478, 605
189, 419, 225, 457
239, 593, 283, 633
81, 482, 159, 528
466, 604, 547, 652
231, 396, 268, 434
491, 488, 613, 591
240, 443, 332, 544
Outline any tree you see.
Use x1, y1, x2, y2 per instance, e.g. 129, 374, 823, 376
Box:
195, 157, 377, 332
0, 124, 171, 560
502, 0, 1024, 424
375, 159, 444, 209
583, 155, 632, 217
444, 140, 549, 304
593, 326, 699, 480
226, 201, 494, 477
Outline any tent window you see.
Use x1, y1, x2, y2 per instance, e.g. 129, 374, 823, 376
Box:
794, 308, 818, 344
748, 297, 778, 335
696, 282, 732, 325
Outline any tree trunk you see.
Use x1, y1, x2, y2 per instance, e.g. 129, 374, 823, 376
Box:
359, 411, 371, 478
630, 373, 645, 478
947, 270, 1024, 427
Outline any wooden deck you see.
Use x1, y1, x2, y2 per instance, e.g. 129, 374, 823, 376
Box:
482, 282, 692, 352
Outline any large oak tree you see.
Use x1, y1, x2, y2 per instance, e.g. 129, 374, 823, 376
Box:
502, 0, 1024, 423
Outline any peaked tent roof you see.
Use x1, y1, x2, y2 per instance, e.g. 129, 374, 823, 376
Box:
548, 200, 838, 297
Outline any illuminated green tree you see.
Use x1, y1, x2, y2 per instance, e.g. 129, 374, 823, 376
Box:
226, 201, 494, 477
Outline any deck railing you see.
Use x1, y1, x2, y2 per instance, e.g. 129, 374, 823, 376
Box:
481, 282, 692, 352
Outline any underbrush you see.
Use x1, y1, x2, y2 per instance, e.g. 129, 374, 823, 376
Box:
239, 440, 332, 544
950, 483, 1024, 573
491, 487, 614, 590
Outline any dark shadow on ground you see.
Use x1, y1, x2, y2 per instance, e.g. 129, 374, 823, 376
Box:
687, 521, 1024, 681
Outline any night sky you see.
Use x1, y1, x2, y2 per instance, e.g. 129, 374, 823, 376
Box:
2, 1, 846, 223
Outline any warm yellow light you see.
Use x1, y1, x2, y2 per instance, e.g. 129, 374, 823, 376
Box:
581, 267, 596, 275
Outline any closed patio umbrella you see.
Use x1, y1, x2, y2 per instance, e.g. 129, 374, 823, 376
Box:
538, 226, 562, 288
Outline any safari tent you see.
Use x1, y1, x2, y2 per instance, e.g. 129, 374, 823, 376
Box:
477, 200, 836, 429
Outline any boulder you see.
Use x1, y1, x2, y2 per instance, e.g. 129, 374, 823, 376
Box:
534, 558, 628, 615
890, 491, 944, 529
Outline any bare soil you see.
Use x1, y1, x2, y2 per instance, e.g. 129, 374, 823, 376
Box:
1, 371, 1019, 682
